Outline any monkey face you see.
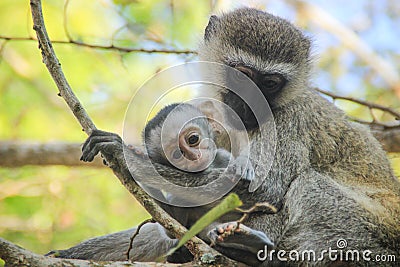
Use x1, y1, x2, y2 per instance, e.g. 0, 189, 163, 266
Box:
199, 8, 312, 130
163, 124, 217, 172
144, 103, 219, 173
222, 64, 287, 131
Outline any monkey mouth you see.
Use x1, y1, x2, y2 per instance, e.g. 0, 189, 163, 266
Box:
222, 90, 260, 131
168, 148, 214, 173
180, 156, 213, 173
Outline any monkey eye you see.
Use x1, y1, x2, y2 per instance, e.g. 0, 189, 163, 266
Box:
172, 149, 182, 160
186, 132, 200, 147
235, 65, 254, 79
262, 74, 286, 93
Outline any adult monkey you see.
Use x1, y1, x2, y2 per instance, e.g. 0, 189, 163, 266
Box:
53, 8, 400, 266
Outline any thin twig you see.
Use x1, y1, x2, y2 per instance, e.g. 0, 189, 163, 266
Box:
316, 88, 400, 119
348, 116, 400, 129
316, 88, 400, 129
236, 202, 277, 226
126, 218, 156, 260
0, 35, 196, 54
63, 0, 72, 41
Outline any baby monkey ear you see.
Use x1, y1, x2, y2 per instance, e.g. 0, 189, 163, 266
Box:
204, 15, 220, 41
195, 100, 225, 135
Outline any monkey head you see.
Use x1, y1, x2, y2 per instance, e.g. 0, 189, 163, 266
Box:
198, 8, 313, 130
144, 103, 218, 172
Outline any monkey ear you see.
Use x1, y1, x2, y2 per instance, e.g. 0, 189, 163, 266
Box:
204, 15, 220, 41
196, 100, 223, 122
196, 100, 225, 134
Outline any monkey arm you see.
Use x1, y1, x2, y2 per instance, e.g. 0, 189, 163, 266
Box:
81, 129, 248, 207
81, 130, 228, 185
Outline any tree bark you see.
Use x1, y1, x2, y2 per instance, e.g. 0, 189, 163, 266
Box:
0, 141, 104, 167
0, 237, 194, 267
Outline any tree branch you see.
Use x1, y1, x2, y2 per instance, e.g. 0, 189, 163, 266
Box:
30, 2, 96, 135
0, 35, 196, 54
28, 0, 223, 265
0, 141, 104, 167
0, 237, 188, 267
1, 123, 399, 170
316, 88, 400, 121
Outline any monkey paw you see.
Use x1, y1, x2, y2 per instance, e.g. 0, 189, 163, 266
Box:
208, 222, 240, 245
207, 222, 273, 253
80, 130, 123, 162
228, 156, 255, 181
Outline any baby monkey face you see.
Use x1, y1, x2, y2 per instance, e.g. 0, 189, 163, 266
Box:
163, 119, 217, 173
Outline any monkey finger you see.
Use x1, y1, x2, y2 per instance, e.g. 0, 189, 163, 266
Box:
81, 142, 102, 162
82, 130, 107, 150
236, 165, 242, 177
81, 141, 116, 162
81, 135, 123, 161
250, 169, 255, 180
82, 130, 122, 152
244, 168, 255, 182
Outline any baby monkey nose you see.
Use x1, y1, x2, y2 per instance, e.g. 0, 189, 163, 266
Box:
184, 149, 202, 161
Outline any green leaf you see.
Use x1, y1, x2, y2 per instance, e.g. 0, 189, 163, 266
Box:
167, 193, 242, 255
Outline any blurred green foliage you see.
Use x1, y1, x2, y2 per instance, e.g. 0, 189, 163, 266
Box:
0, 0, 209, 254
0, 0, 399, 256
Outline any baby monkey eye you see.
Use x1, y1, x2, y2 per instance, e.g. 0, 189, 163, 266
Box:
186, 132, 200, 147
172, 149, 182, 160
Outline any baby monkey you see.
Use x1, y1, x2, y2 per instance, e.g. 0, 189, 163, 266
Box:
142, 102, 254, 180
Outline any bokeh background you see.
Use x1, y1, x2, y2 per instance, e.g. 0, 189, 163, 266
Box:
0, 0, 399, 259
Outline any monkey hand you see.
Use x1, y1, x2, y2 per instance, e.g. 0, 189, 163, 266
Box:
80, 129, 124, 163
228, 155, 255, 182
208, 222, 273, 265
79, 129, 144, 176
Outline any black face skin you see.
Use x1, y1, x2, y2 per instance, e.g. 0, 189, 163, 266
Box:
222, 64, 287, 131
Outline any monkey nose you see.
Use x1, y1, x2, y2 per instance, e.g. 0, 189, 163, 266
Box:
185, 150, 202, 161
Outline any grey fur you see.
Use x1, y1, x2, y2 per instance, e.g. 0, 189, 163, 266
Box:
47, 223, 177, 262
59, 7, 400, 267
